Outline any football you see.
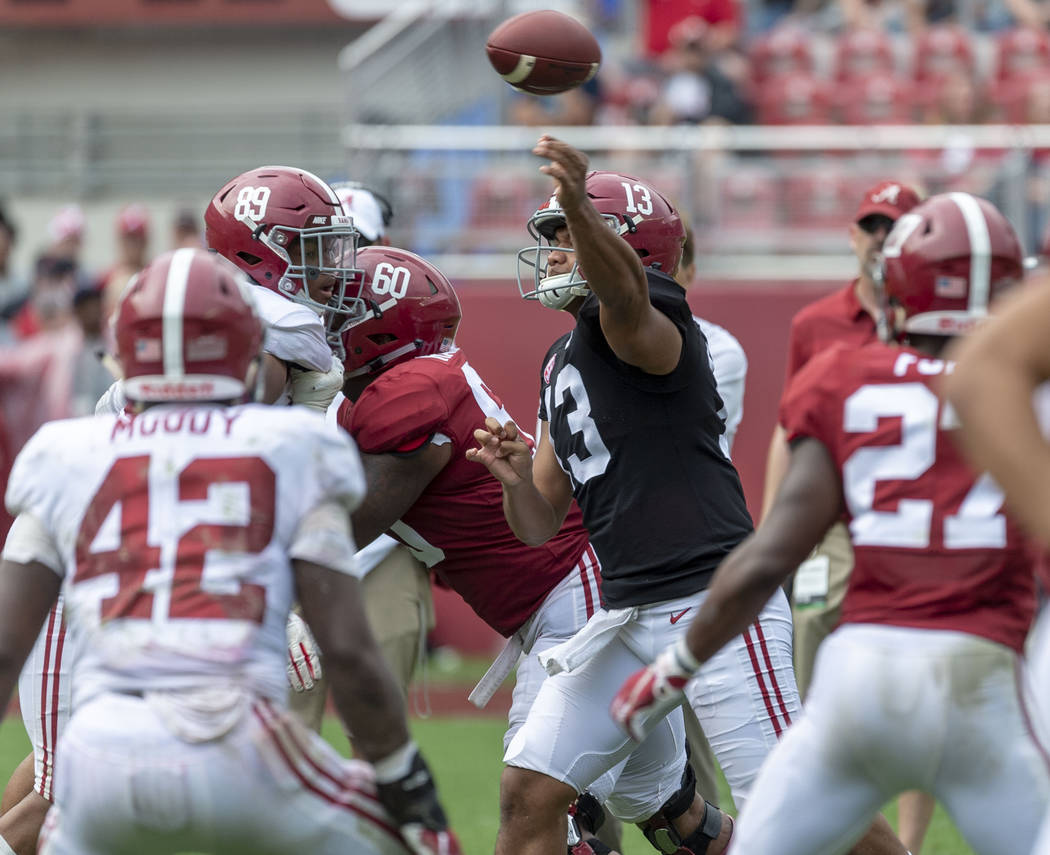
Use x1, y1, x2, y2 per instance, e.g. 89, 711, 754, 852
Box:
485, 10, 602, 96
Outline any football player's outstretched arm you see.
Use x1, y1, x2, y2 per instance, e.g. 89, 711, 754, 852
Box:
534, 135, 682, 375
0, 559, 61, 715
467, 417, 573, 546
351, 442, 453, 550
295, 559, 462, 855
684, 438, 842, 661
611, 438, 841, 737
946, 278, 1050, 545
294, 560, 410, 758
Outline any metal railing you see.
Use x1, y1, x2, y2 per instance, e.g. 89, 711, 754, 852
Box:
341, 122, 1050, 278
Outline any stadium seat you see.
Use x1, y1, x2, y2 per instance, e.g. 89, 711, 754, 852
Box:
750, 26, 815, 84
832, 28, 896, 82
988, 69, 1050, 123
781, 170, 856, 229
913, 25, 975, 85
993, 27, 1050, 84
717, 168, 779, 229
835, 71, 914, 124
756, 71, 832, 125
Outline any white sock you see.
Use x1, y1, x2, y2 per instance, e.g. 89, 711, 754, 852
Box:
0, 833, 17, 855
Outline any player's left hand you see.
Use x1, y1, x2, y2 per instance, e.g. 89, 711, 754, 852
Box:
466, 417, 533, 487
533, 135, 588, 213
610, 644, 694, 742
285, 612, 322, 692
289, 352, 345, 413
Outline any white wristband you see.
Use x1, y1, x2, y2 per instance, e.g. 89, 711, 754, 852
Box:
373, 740, 419, 784
671, 635, 701, 676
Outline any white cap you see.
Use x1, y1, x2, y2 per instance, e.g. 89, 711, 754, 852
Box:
334, 185, 385, 243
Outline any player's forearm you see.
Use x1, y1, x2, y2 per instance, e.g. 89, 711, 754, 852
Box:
948, 358, 1050, 544
563, 200, 647, 313
501, 480, 563, 546
685, 536, 791, 663
328, 652, 412, 762
760, 425, 790, 524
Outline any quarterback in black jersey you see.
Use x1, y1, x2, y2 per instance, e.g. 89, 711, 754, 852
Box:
469, 137, 906, 855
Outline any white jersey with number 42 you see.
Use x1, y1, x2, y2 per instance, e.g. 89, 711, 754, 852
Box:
5, 403, 364, 708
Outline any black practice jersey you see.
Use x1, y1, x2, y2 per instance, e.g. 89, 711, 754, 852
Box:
537, 270, 753, 607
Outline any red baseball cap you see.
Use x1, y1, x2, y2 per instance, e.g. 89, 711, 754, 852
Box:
117, 203, 150, 237
854, 180, 920, 222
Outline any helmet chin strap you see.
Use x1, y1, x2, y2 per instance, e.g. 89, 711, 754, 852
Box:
345, 340, 421, 378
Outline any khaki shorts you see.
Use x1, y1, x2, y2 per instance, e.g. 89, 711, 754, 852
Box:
790, 521, 853, 699
361, 545, 435, 692
288, 545, 434, 731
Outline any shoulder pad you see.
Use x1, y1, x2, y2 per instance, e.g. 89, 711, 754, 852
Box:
349, 368, 451, 454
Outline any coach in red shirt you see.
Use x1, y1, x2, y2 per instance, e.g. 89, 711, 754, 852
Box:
761, 177, 927, 849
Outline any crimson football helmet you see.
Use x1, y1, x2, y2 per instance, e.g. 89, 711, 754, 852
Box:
518, 171, 685, 311
340, 246, 461, 378
204, 165, 363, 320
880, 192, 1023, 339
115, 248, 263, 403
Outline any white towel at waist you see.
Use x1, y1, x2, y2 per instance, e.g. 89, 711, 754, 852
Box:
538, 607, 637, 677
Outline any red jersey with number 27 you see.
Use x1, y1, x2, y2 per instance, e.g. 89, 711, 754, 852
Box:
341, 349, 594, 637
780, 341, 1035, 652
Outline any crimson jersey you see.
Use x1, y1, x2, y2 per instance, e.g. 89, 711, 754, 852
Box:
780, 341, 1036, 652
340, 349, 592, 636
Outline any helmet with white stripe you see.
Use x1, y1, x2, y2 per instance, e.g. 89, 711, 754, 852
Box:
205, 165, 364, 323
880, 192, 1023, 339
115, 248, 264, 403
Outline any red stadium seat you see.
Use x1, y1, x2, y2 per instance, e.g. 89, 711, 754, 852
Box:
913, 25, 975, 85
832, 28, 896, 82
756, 71, 832, 125
468, 174, 540, 228
993, 27, 1050, 83
751, 26, 815, 84
835, 72, 914, 124
781, 170, 856, 229
987, 69, 1050, 123
718, 168, 779, 229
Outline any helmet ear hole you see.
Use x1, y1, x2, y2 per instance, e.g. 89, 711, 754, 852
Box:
236, 251, 262, 266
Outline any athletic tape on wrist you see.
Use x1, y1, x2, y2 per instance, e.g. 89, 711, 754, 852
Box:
373, 740, 419, 783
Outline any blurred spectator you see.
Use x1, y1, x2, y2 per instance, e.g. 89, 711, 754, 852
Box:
99, 203, 151, 321
46, 204, 85, 263
0, 203, 25, 313
8, 255, 78, 341
69, 282, 113, 416
649, 17, 753, 124
642, 0, 743, 56
838, 0, 955, 33
171, 208, 204, 250
1003, 0, 1050, 30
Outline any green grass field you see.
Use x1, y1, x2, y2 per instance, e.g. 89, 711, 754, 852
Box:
0, 708, 976, 854
326, 713, 976, 855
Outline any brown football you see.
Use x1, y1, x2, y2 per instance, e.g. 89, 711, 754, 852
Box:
485, 10, 601, 96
